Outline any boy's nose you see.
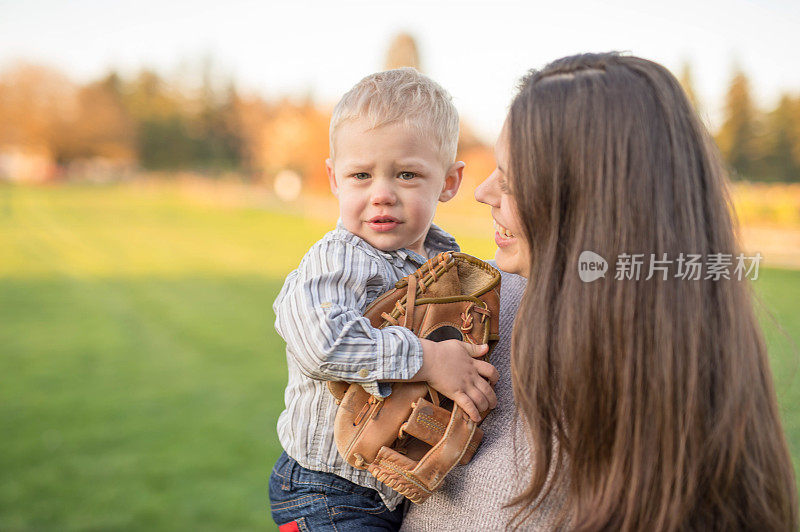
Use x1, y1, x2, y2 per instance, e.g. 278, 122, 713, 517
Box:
370, 182, 397, 205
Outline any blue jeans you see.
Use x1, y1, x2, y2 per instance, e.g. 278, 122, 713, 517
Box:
269, 451, 404, 531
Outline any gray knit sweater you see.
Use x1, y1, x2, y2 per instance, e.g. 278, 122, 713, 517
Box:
401, 270, 565, 531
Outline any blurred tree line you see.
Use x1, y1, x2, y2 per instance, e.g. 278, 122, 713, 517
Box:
1, 60, 799, 183
680, 63, 800, 182
0, 61, 331, 189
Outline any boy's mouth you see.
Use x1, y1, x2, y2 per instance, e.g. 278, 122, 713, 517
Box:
367, 215, 401, 232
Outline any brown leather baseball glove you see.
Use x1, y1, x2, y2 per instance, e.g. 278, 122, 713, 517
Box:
327, 251, 501, 503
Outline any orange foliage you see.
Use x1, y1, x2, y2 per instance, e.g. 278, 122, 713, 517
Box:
253, 99, 331, 192
0, 63, 77, 150
455, 145, 495, 205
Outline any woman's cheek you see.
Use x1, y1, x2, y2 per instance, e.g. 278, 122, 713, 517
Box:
495, 241, 522, 277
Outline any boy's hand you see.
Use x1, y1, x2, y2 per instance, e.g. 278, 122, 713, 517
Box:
414, 338, 498, 423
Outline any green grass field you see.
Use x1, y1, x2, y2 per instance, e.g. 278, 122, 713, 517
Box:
1, 182, 798, 530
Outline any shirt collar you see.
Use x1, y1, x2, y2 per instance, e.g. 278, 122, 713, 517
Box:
335, 219, 460, 267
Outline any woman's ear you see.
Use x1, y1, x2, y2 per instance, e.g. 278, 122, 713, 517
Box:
326, 159, 339, 198
439, 161, 465, 202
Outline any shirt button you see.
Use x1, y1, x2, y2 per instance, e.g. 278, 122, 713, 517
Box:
358, 368, 369, 378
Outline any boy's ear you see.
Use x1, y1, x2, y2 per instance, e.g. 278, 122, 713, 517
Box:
439, 161, 465, 202
326, 159, 339, 198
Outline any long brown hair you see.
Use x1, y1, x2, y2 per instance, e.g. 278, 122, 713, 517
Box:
508, 52, 798, 530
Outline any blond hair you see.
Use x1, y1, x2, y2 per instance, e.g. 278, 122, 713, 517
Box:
329, 67, 459, 165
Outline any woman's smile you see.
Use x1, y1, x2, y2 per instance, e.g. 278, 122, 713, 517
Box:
493, 219, 516, 247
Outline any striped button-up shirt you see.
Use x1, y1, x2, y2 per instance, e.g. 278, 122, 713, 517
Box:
273, 220, 460, 510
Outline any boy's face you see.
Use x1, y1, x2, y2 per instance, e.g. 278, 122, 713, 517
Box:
326, 119, 463, 256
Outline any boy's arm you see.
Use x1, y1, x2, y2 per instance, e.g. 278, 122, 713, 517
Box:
274, 238, 423, 397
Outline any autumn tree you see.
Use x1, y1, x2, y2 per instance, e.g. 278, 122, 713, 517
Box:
0, 63, 77, 156
122, 70, 191, 169
232, 95, 273, 176
716, 68, 760, 179
254, 98, 331, 191
65, 72, 135, 161
759, 95, 800, 182
191, 80, 243, 171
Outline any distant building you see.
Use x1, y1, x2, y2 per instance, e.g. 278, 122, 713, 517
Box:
0, 144, 56, 182
63, 156, 136, 183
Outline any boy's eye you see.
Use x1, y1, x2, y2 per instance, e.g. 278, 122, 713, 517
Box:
352, 172, 370, 180
398, 171, 417, 181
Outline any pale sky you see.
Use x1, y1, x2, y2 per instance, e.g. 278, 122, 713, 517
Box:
1, 0, 799, 141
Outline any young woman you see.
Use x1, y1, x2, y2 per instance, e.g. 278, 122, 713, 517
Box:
403, 53, 797, 530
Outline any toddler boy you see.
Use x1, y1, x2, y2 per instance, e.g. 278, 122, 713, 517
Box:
269, 68, 498, 531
